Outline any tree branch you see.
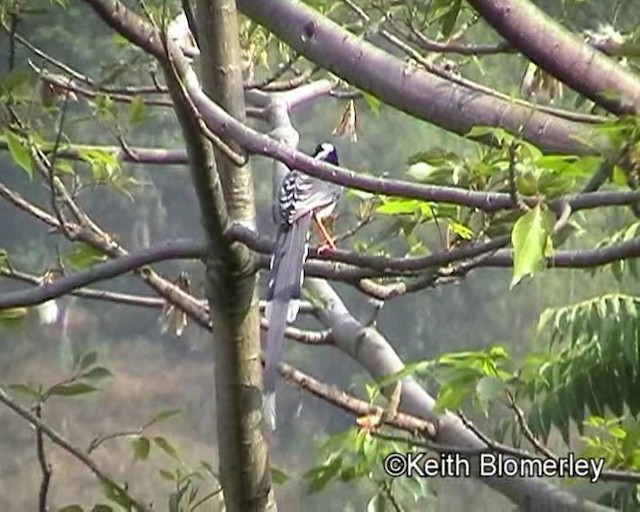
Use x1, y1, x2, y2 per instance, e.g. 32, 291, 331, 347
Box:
236, 0, 605, 155
0, 388, 150, 512
467, 0, 640, 115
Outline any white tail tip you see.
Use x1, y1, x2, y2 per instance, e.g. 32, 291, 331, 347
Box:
37, 300, 59, 325
263, 392, 277, 431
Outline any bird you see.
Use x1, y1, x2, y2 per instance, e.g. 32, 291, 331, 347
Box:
263, 142, 341, 430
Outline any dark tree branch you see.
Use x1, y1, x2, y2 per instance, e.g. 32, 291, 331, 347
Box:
4, 186, 640, 309
0, 238, 201, 309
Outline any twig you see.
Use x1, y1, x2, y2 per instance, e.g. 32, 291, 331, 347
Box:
278, 362, 437, 437
380, 480, 402, 512
0, 388, 150, 512
333, 214, 374, 244
162, 43, 249, 166
507, 141, 527, 211
34, 403, 52, 512
47, 79, 74, 238
190, 487, 223, 511
245, 53, 301, 90
506, 391, 557, 459
8, 14, 17, 71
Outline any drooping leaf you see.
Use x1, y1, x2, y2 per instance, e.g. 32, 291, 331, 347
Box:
439, 0, 462, 36
129, 96, 146, 124
131, 436, 151, 460
146, 408, 181, 428
100, 478, 133, 509
159, 469, 176, 481
63, 244, 107, 270
510, 205, 554, 288
475, 375, 506, 412
153, 436, 179, 460
48, 382, 98, 397
5, 131, 33, 179
270, 466, 290, 485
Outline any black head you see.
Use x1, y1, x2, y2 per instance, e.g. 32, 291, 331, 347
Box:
313, 142, 339, 166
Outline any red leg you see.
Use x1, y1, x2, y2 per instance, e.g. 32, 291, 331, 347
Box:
313, 213, 336, 254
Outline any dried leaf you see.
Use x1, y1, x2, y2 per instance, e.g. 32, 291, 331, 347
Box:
160, 272, 191, 338
332, 99, 358, 143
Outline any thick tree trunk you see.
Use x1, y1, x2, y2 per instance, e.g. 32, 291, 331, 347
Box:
195, 1, 274, 510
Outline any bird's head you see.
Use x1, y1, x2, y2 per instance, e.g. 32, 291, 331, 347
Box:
313, 142, 339, 166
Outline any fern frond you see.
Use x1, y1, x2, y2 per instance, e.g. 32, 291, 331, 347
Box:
526, 294, 640, 443
590, 221, 640, 281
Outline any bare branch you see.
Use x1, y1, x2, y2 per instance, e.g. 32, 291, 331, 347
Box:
0, 136, 189, 165
35, 403, 52, 512
0, 238, 202, 309
0, 388, 150, 512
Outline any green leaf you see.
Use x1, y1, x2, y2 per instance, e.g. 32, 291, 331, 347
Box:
7, 383, 40, 398
510, 205, 554, 288
131, 436, 151, 460
440, 0, 462, 36
435, 381, 473, 411
406, 161, 456, 186
56, 160, 76, 175
48, 382, 98, 397
361, 91, 380, 115
475, 376, 506, 412
80, 367, 113, 384
449, 220, 473, 240
63, 244, 107, 270
74, 350, 97, 372
77, 147, 120, 183
100, 479, 133, 509
303, 455, 343, 494
0, 70, 32, 95
270, 466, 290, 485
377, 360, 432, 389
146, 408, 181, 428
91, 505, 113, 512
0, 307, 28, 329
5, 131, 33, 178
159, 469, 176, 481
466, 125, 513, 146
129, 96, 146, 124
153, 436, 179, 460
57, 505, 84, 512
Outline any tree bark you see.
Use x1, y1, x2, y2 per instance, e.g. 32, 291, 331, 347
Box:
195, 0, 274, 510
467, 0, 640, 115
236, 0, 606, 155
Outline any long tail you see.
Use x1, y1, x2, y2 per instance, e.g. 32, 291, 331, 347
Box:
263, 213, 312, 430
